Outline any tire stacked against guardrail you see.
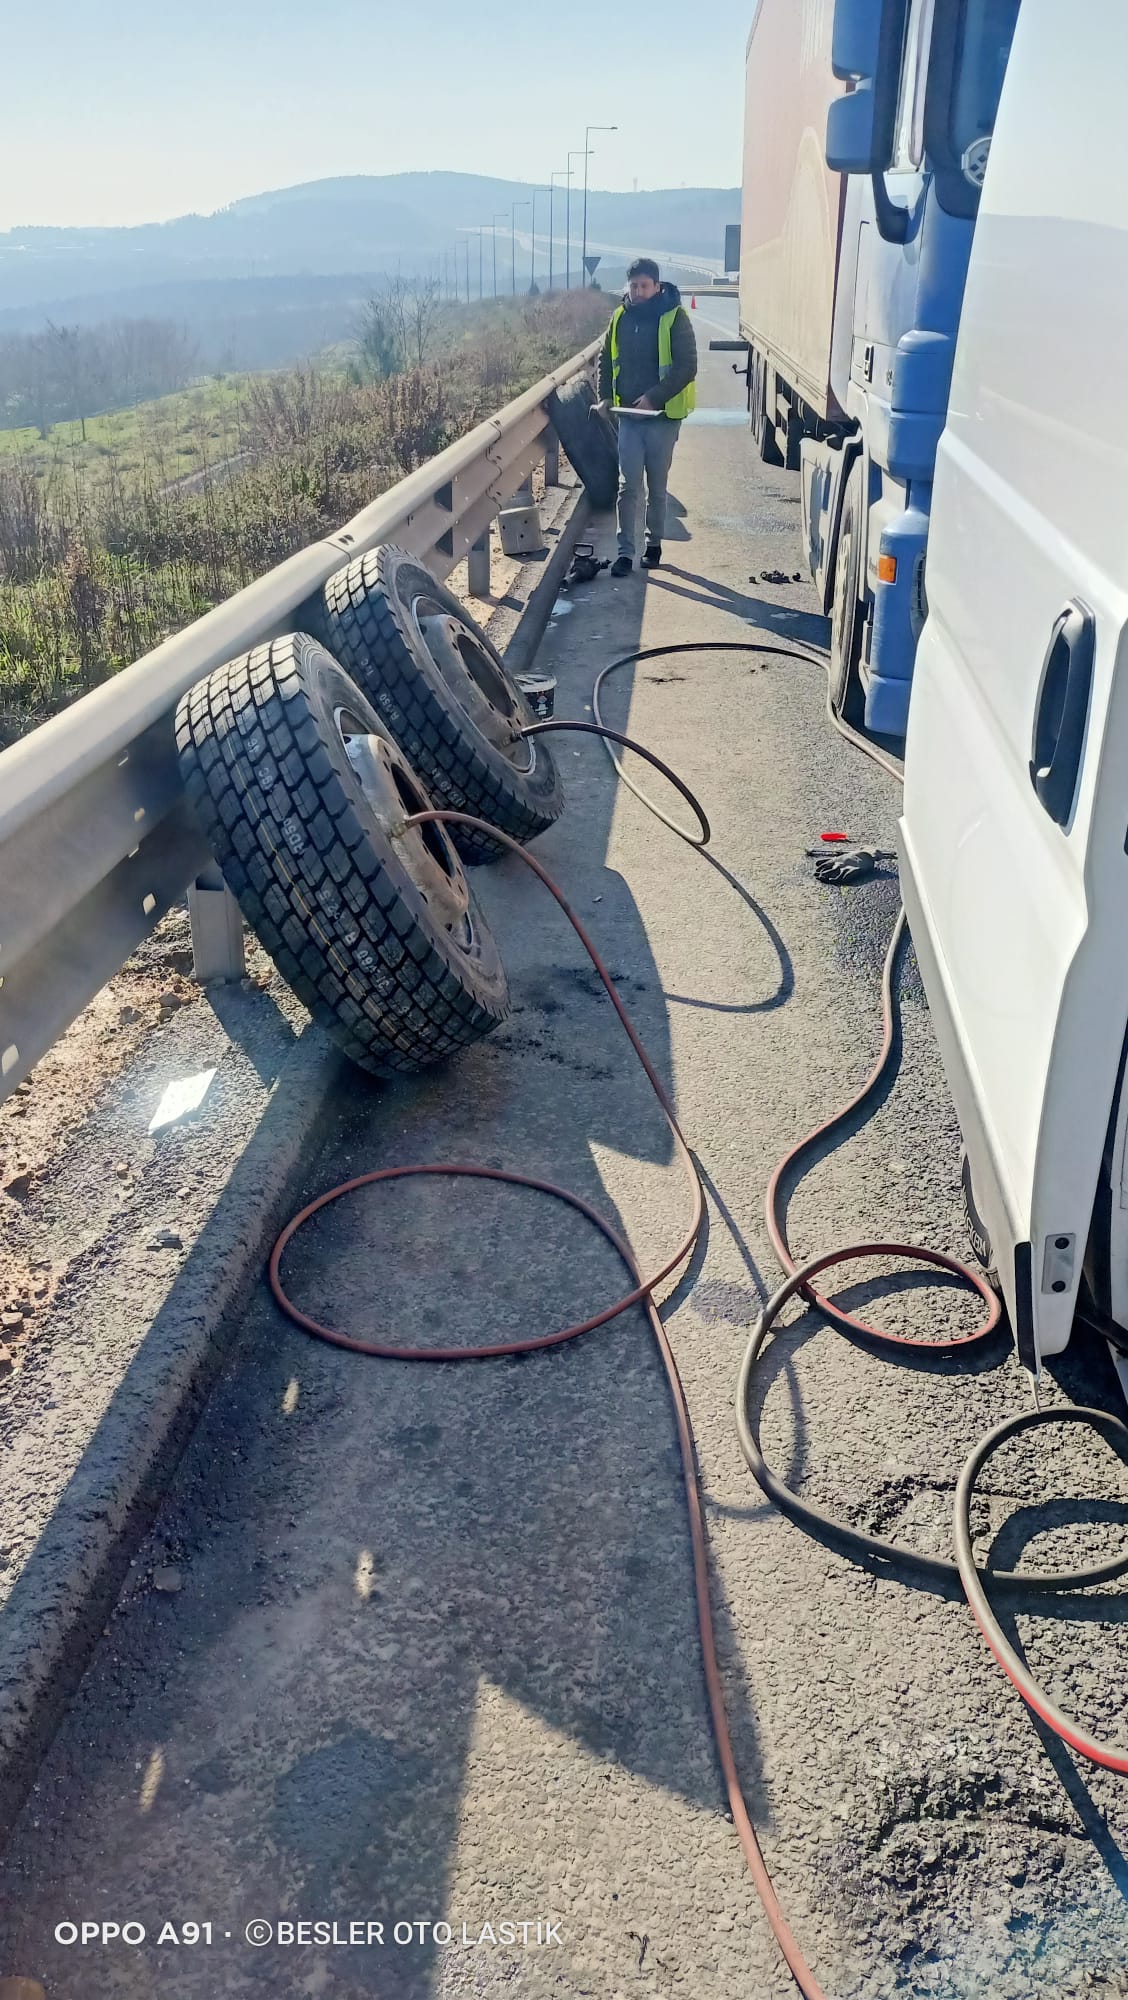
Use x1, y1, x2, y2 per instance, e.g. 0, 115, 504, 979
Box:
175, 548, 564, 1077
545, 380, 619, 510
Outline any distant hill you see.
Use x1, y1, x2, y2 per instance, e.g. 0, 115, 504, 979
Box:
0, 173, 738, 320
0, 274, 389, 373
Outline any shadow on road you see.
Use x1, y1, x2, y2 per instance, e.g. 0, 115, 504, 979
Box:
650, 562, 832, 653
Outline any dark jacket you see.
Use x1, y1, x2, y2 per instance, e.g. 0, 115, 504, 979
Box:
598, 281, 697, 418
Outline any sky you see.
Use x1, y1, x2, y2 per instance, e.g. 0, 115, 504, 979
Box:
0, 0, 751, 231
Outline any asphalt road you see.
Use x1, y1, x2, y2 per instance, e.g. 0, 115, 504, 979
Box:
3, 330, 1128, 2000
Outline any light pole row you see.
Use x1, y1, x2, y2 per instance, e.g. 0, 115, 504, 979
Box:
456, 124, 617, 303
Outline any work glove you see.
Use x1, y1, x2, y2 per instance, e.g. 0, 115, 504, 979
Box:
806, 844, 895, 884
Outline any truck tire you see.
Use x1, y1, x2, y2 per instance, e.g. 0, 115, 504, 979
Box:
314, 545, 564, 867
175, 633, 509, 1077
752, 357, 785, 468
829, 459, 866, 727
783, 408, 804, 474
545, 378, 619, 509
961, 1148, 1001, 1295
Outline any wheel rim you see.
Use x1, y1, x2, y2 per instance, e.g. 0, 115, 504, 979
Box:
335, 706, 476, 949
410, 593, 536, 774
830, 512, 856, 711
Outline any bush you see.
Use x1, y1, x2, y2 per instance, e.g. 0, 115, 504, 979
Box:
0, 290, 609, 742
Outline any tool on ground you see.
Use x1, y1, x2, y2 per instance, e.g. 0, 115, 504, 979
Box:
805, 842, 894, 883
562, 543, 609, 588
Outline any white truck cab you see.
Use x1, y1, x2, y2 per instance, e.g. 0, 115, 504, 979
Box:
899, 0, 1128, 1367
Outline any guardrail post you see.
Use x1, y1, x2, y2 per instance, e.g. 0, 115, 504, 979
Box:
467, 529, 491, 598
544, 430, 560, 486
188, 864, 246, 983
514, 476, 534, 506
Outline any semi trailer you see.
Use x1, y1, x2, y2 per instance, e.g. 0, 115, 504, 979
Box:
737, 0, 1020, 736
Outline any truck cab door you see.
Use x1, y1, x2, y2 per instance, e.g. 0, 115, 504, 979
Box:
899, 0, 1128, 1363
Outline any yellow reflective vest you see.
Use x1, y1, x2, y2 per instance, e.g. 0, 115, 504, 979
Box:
609, 304, 697, 420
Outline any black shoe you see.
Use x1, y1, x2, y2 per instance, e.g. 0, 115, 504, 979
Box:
642, 544, 663, 568
610, 556, 633, 578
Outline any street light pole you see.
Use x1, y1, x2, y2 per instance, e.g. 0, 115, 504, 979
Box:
477, 226, 486, 300
464, 237, 470, 304
582, 125, 617, 287
549, 171, 568, 292
566, 153, 587, 290
510, 200, 530, 296
529, 187, 540, 292
492, 210, 507, 298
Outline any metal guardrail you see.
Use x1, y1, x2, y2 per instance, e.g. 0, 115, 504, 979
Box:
0, 337, 601, 1103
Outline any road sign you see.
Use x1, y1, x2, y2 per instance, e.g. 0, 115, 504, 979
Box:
583, 255, 601, 277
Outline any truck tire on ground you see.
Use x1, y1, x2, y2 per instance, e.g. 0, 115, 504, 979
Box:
545, 378, 619, 509
175, 633, 509, 1076
829, 458, 866, 726
314, 546, 564, 866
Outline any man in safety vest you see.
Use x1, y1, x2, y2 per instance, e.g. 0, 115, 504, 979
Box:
597, 257, 697, 577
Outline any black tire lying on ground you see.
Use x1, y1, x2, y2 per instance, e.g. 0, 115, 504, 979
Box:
175, 632, 509, 1076
545, 377, 619, 510
313, 544, 563, 865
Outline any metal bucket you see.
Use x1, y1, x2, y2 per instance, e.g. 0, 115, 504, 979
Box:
515, 672, 556, 721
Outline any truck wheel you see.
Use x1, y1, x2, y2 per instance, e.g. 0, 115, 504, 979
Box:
829, 460, 866, 726
752, 359, 785, 467
961, 1148, 1001, 1294
315, 545, 564, 865
545, 378, 619, 508
175, 633, 509, 1077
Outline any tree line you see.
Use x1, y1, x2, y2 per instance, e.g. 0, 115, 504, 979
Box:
0, 318, 199, 438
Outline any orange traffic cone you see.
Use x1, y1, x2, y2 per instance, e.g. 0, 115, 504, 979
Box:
690, 295, 697, 309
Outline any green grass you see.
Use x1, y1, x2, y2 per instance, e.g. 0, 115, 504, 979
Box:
0, 375, 258, 493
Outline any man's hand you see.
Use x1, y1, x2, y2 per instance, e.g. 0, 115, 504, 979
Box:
591, 398, 610, 416
633, 395, 658, 411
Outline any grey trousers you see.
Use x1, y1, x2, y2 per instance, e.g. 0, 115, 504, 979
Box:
616, 416, 681, 557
